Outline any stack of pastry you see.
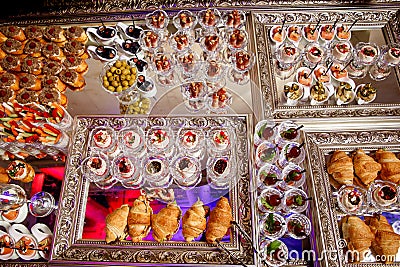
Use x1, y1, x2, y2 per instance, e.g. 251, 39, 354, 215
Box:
0, 24, 89, 108
374, 148, 400, 184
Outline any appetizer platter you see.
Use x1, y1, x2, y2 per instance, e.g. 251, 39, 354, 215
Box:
304, 124, 400, 267
253, 8, 400, 119
51, 114, 258, 266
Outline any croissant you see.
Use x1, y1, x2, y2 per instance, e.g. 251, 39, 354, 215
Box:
205, 197, 233, 243
151, 202, 181, 242
352, 149, 381, 187
182, 199, 209, 242
327, 150, 354, 186
375, 149, 400, 184
127, 195, 153, 242
365, 214, 400, 264
105, 204, 129, 244
340, 215, 375, 262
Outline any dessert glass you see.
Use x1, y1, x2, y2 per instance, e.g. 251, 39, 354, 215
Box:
254, 119, 278, 146
172, 10, 198, 32
81, 151, 112, 183
139, 30, 161, 53
278, 141, 306, 169
180, 81, 208, 100
368, 180, 399, 211
257, 163, 283, 189
170, 154, 201, 190
257, 187, 285, 213
177, 127, 206, 158
198, 8, 222, 30
199, 30, 225, 59
287, 25, 302, 46
89, 126, 118, 155
145, 10, 169, 32
286, 213, 312, 240
112, 153, 142, 188
222, 9, 246, 29
355, 83, 377, 105
207, 127, 235, 155
303, 42, 326, 68
206, 155, 235, 189
336, 184, 367, 215
229, 49, 255, 85
175, 49, 203, 80
369, 60, 391, 81
283, 188, 309, 213
203, 59, 228, 82
169, 30, 194, 53
354, 42, 380, 66
269, 25, 287, 45
280, 162, 306, 189
275, 120, 302, 145
380, 42, 400, 66
146, 126, 175, 156
142, 154, 172, 188
259, 212, 287, 240
152, 52, 175, 76
259, 239, 288, 267
346, 58, 368, 79
275, 40, 302, 66
225, 28, 249, 51
329, 40, 353, 64
255, 141, 279, 168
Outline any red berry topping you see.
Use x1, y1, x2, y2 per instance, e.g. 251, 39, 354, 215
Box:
65, 72, 72, 77
68, 57, 75, 63
27, 59, 33, 66
46, 79, 53, 85
49, 28, 55, 34
5, 41, 12, 47
6, 57, 13, 62
1, 77, 8, 83
29, 42, 36, 48
9, 27, 15, 32
21, 77, 28, 83
22, 92, 29, 99
69, 27, 76, 33
45, 93, 53, 99
0, 90, 6, 97
46, 45, 53, 51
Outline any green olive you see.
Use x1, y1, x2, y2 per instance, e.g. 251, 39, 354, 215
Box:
111, 81, 119, 87
107, 86, 115, 92
110, 66, 117, 73
103, 80, 110, 87
116, 86, 123, 92
122, 80, 129, 87
114, 61, 122, 68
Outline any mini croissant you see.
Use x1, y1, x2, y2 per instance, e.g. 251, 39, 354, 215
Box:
205, 197, 233, 243
105, 204, 129, 244
340, 215, 375, 262
151, 202, 181, 242
375, 149, 400, 184
352, 149, 381, 187
182, 199, 209, 242
127, 195, 153, 242
327, 150, 354, 186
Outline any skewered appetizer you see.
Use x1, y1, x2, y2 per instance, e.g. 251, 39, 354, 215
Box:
331, 64, 348, 80
96, 25, 116, 39
205, 197, 232, 243
287, 25, 302, 43
327, 150, 354, 186
303, 24, 318, 42
336, 24, 351, 40
151, 202, 181, 242
105, 204, 129, 243
286, 214, 311, 239
6, 160, 35, 183
127, 195, 152, 242
313, 66, 330, 83
320, 24, 335, 42
182, 199, 209, 242
297, 68, 312, 87
270, 26, 286, 43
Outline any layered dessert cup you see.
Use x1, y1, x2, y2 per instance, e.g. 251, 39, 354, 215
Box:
206, 155, 235, 190
369, 180, 399, 211
146, 127, 174, 156
112, 154, 141, 187
382, 43, 400, 66
170, 154, 201, 189
275, 40, 301, 65
355, 42, 380, 66
90, 126, 118, 155
142, 155, 171, 188
257, 163, 282, 189
172, 10, 198, 31
259, 212, 287, 240
81, 151, 111, 183
169, 31, 194, 53
336, 184, 367, 215
118, 126, 145, 155
330, 40, 353, 63
304, 42, 325, 67
283, 188, 309, 213
208, 127, 234, 154
145, 10, 169, 31
198, 8, 222, 29
177, 127, 205, 158
286, 213, 312, 240
223, 9, 246, 29
226, 28, 248, 51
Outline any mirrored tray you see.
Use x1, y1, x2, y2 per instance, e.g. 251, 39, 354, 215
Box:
50, 114, 257, 266
253, 7, 400, 119
304, 122, 400, 267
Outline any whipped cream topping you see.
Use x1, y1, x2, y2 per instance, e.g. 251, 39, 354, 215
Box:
87, 156, 107, 176
93, 130, 112, 148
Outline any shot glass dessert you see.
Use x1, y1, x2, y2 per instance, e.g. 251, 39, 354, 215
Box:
259, 212, 287, 240
284, 188, 310, 213
286, 213, 312, 240
257, 163, 283, 189
206, 155, 234, 189
170, 154, 201, 190
336, 184, 367, 215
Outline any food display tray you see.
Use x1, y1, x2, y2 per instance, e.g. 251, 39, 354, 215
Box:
252, 7, 400, 120
50, 114, 258, 266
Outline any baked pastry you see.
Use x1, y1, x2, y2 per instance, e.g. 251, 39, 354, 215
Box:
151, 202, 181, 242
59, 69, 85, 91
43, 26, 66, 44
0, 72, 19, 90
15, 88, 38, 104
0, 26, 26, 42
327, 150, 354, 186
23, 39, 42, 57
42, 59, 63, 76
205, 197, 233, 243
0, 166, 10, 184
365, 215, 400, 264
38, 87, 61, 105
60, 92, 68, 107
18, 73, 41, 91
24, 25, 44, 41
127, 195, 152, 242
375, 149, 400, 184
6, 160, 35, 183
21, 56, 43, 75
182, 199, 209, 242
105, 204, 129, 244
42, 42, 65, 61
0, 87, 14, 102
41, 74, 67, 92
63, 40, 86, 57
352, 149, 381, 187
63, 55, 88, 74
1, 38, 25, 55
340, 215, 375, 262
0, 55, 21, 72
64, 26, 88, 43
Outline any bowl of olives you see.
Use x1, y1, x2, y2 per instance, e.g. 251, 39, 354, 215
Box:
100, 59, 138, 99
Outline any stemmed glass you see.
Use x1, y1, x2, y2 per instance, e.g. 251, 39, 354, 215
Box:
175, 49, 203, 81
0, 184, 57, 217
274, 40, 302, 79
199, 29, 225, 59
228, 49, 255, 85
369, 42, 400, 81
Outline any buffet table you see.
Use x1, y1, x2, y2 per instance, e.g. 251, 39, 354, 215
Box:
0, 2, 399, 267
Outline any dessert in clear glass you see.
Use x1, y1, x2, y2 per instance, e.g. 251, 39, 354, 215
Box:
381, 42, 400, 66
207, 127, 234, 154
280, 163, 306, 189
355, 42, 380, 66
296, 67, 313, 88
259, 239, 288, 267
275, 40, 301, 65
206, 155, 234, 189
175, 49, 202, 78
198, 8, 222, 29
142, 154, 172, 188
223, 9, 246, 29
170, 154, 201, 190
172, 10, 197, 31
206, 86, 232, 113
180, 81, 208, 100
112, 153, 142, 188
152, 52, 175, 76
90, 126, 118, 154
330, 40, 353, 63
283, 82, 304, 106
287, 25, 302, 46
118, 127, 144, 154
204, 59, 227, 82
355, 83, 377, 105
259, 212, 287, 240
303, 23, 319, 42
303, 42, 326, 67
145, 10, 169, 32
335, 24, 352, 41
335, 79, 356, 105
184, 96, 207, 113
309, 81, 333, 105
255, 141, 279, 168
283, 188, 309, 213
226, 28, 248, 51
274, 59, 295, 80
169, 30, 194, 53
275, 120, 303, 145
81, 151, 111, 183
369, 180, 399, 211
199, 30, 225, 58
319, 24, 335, 43
146, 126, 174, 155
270, 25, 287, 45
258, 187, 284, 213
286, 213, 312, 240
136, 74, 157, 98
228, 49, 255, 84
369, 60, 391, 81
177, 127, 205, 158
346, 59, 368, 79
139, 30, 161, 52
336, 184, 367, 215
278, 142, 306, 168
257, 163, 283, 189
254, 119, 278, 145
330, 62, 349, 81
